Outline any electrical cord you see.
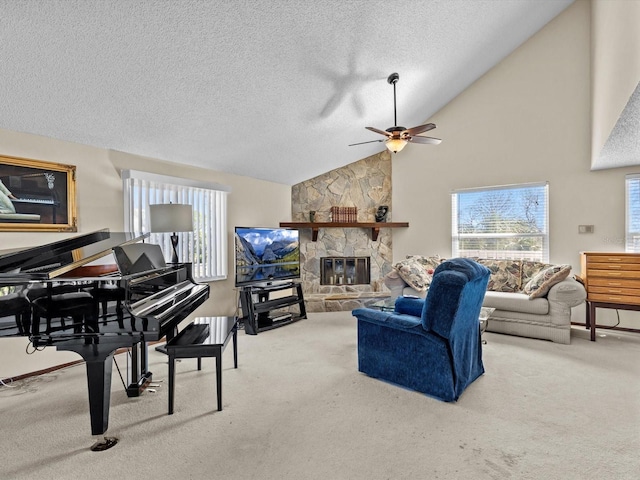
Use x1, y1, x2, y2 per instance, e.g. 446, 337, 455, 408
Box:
598, 309, 621, 329
26, 340, 46, 354
594, 309, 621, 336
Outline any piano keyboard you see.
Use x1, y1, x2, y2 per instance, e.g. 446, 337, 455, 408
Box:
14, 198, 56, 204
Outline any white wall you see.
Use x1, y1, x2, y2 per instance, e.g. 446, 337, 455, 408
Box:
393, 0, 638, 329
591, 0, 640, 165
0, 128, 291, 378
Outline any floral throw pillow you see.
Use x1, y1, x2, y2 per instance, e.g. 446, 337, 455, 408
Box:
476, 259, 521, 292
393, 258, 433, 292
405, 254, 443, 271
522, 264, 572, 299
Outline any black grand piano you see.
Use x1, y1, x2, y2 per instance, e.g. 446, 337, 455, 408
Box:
0, 229, 210, 450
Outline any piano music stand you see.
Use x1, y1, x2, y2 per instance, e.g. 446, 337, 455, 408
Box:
113, 243, 167, 274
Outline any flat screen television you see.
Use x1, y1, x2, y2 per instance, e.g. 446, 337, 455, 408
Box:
234, 227, 300, 287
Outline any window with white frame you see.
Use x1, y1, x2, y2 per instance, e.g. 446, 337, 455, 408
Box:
625, 174, 640, 252
122, 170, 230, 281
452, 182, 549, 262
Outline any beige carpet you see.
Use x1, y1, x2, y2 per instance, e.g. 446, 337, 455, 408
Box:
1, 312, 639, 480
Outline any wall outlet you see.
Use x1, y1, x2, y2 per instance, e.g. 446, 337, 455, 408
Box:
578, 225, 594, 234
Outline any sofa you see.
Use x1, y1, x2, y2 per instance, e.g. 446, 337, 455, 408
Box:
384, 255, 587, 344
353, 258, 490, 402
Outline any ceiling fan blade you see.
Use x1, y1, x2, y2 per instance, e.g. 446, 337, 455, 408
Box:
365, 126, 392, 137
349, 139, 384, 146
409, 136, 442, 145
403, 123, 436, 136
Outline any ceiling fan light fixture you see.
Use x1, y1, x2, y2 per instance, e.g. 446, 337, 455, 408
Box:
386, 138, 407, 153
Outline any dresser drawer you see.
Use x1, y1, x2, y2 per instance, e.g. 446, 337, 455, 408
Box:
589, 285, 640, 296
586, 269, 640, 279
587, 262, 640, 271
589, 277, 640, 289
586, 255, 640, 264
588, 292, 640, 305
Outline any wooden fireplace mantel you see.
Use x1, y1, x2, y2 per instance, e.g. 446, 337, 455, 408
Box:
279, 222, 409, 242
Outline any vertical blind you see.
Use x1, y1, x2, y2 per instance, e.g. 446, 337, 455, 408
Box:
626, 174, 640, 252
122, 170, 229, 281
452, 182, 549, 262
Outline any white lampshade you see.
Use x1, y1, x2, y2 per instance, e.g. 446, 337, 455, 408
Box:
385, 138, 408, 153
149, 204, 193, 233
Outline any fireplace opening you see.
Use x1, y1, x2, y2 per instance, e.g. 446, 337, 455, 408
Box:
321, 256, 370, 285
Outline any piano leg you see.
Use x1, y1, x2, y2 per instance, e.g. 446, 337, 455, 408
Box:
54, 337, 139, 450
52, 343, 119, 450
85, 354, 120, 451
85, 352, 115, 435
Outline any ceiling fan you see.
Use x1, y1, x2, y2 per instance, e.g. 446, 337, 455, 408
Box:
349, 72, 442, 153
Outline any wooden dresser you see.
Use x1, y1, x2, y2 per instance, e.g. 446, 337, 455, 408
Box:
580, 251, 640, 341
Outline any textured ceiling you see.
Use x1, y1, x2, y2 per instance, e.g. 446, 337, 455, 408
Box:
0, 0, 574, 185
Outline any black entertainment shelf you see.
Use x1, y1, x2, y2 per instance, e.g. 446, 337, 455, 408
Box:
238, 281, 306, 335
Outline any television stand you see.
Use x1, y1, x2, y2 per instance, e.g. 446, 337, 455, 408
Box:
239, 282, 306, 335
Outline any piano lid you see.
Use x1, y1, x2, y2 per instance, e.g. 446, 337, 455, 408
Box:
0, 229, 149, 279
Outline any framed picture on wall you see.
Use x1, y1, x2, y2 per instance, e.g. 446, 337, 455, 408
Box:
0, 154, 77, 232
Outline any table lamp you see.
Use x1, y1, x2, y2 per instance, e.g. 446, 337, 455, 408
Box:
149, 203, 193, 263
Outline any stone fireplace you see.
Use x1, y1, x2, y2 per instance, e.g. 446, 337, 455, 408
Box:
290, 151, 394, 312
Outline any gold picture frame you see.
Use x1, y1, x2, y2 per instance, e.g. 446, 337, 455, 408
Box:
0, 154, 77, 232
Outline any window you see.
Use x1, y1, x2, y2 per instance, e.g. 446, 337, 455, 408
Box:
122, 170, 230, 281
626, 174, 640, 252
452, 182, 549, 262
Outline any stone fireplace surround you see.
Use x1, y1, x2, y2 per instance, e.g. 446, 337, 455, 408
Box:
290, 151, 394, 312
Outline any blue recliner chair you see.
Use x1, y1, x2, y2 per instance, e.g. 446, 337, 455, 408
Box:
352, 257, 490, 402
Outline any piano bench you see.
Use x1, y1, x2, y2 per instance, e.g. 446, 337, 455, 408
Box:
32, 292, 96, 335
164, 317, 239, 415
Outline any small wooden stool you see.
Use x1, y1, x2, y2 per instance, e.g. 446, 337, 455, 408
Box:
164, 316, 238, 414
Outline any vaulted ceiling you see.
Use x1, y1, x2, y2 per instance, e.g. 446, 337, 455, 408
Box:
0, 0, 574, 185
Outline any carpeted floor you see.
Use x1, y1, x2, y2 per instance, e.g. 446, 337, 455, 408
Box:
1, 311, 639, 480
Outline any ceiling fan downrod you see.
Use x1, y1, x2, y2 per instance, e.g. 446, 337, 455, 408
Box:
388, 72, 400, 127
